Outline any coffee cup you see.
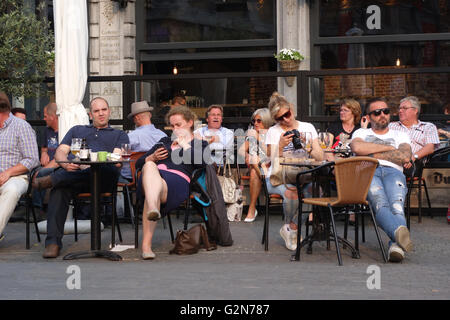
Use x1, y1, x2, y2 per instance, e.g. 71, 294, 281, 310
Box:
98, 151, 108, 162
90, 152, 98, 161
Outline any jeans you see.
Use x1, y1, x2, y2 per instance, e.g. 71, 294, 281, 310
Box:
32, 167, 56, 209
367, 166, 407, 245
265, 178, 312, 226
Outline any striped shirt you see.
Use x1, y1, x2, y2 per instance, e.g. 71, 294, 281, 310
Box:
0, 113, 39, 172
388, 120, 440, 154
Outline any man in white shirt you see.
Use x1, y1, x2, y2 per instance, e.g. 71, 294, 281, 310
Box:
194, 105, 234, 164
351, 97, 413, 263
388, 96, 439, 172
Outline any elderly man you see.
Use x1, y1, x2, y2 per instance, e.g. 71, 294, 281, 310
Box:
389, 96, 439, 171
194, 105, 234, 164
33, 97, 129, 258
0, 92, 39, 241
350, 97, 413, 263
120, 101, 166, 181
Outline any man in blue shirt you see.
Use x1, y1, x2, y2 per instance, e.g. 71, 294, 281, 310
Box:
33, 97, 129, 258
120, 101, 166, 181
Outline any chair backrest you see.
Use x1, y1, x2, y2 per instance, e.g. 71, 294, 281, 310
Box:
127, 151, 146, 186
334, 156, 378, 205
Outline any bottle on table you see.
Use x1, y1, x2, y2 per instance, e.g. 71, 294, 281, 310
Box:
79, 138, 89, 161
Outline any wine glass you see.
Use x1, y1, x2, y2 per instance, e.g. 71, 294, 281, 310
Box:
70, 138, 82, 159
121, 143, 132, 160
319, 132, 333, 150
300, 132, 312, 154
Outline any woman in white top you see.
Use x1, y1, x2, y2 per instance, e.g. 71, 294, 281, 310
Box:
265, 92, 324, 251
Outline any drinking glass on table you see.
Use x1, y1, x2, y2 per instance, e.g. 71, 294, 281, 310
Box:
319, 132, 333, 150
70, 138, 82, 159
300, 132, 312, 154
121, 143, 132, 160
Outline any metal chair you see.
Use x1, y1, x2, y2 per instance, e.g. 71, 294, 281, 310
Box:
117, 151, 146, 226
294, 157, 387, 266
24, 167, 41, 249
259, 163, 284, 251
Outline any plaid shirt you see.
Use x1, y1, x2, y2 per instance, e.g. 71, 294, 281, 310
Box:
388, 120, 440, 154
0, 114, 39, 173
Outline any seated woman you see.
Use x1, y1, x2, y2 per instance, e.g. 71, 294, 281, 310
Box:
265, 92, 324, 251
238, 108, 273, 222
326, 98, 367, 161
136, 106, 211, 260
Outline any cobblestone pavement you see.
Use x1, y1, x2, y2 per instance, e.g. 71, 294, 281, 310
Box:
0, 213, 449, 300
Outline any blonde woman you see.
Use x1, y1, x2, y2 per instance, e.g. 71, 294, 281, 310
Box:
238, 108, 273, 222
264, 92, 323, 251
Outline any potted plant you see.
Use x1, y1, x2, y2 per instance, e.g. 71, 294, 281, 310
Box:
274, 48, 304, 86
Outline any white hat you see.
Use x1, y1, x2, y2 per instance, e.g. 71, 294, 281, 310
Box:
127, 101, 154, 119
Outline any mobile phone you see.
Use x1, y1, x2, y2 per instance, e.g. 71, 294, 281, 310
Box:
154, 142, 166, 151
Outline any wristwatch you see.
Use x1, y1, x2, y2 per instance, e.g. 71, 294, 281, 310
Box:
413, 154, 419, 160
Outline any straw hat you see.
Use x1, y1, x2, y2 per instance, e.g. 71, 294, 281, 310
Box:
127, 101, 154, 119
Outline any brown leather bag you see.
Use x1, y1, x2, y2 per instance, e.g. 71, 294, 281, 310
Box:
169, 224, 216, 255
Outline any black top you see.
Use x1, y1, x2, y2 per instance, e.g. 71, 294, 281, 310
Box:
327, 122, 360, 148
136, 136, 212, 179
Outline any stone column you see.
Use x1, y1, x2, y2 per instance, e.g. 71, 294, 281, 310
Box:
276, 0, 310, 116
88, 0, 136, 121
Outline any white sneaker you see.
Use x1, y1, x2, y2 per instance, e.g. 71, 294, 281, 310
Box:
280, 225, 297, 251
394, 225, 413, 252
388, 243, 405, 262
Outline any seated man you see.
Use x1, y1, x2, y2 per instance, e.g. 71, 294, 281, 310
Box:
350, 97, 413, 263
120, 101, 166, 181
0, 92, 39, 241
389, 96, 440, 173
33, 97, 129, 258
32, 102, 60, 213
194, 105, 234, 164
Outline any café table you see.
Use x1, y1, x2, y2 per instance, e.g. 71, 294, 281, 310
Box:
56, 158, 130, 261
280, 159, 360, 261
324, 148, 353, 158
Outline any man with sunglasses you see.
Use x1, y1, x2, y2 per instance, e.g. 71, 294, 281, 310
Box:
350, 97, 413, 263
388, 96, 439, 172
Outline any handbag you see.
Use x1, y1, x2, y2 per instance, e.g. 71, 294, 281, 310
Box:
269, 156, 310, 187
169, 224, 217, 255
217, 160, 237, 204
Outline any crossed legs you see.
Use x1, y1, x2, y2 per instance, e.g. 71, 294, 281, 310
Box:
140, 161, 168, 255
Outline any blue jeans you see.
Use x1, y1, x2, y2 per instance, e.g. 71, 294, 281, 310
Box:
265, 178, 312, 226
367, 166, 407, 245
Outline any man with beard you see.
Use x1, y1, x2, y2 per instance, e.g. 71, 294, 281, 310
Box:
350, 97, 413, 263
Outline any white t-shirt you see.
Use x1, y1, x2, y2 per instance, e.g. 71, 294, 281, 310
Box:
194, 126, 234, 163
265, 120, 318, 176
352, 128, 411, 172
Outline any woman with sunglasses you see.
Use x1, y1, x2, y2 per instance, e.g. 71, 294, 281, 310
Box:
238, 108, 273, 222
264, 92, 324, 251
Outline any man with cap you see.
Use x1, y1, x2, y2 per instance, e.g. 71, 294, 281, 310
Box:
120, 101, 167, 181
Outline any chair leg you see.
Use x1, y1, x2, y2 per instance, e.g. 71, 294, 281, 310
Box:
293, 199, 303, 261
361, 209, 365, 243
134, 200, 139, 249
112, 195, 122, 244
354, 210, 359, 253
264, 197, 269, 251
74, 202, 78, 242
184, 197, 191, 231
368, 205, 388, 263
423, 180, 432, 218
418, 178, 423, 223
328, 205, 343, 266
26, 200, 30, 250
167, 212, 174, 243
124, 186, 135, 227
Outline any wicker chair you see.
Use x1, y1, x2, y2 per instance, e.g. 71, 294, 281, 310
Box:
293, 157, 387, 266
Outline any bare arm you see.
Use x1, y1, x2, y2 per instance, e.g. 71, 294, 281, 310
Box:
0, 163, 29, 186
55, 144, 80, 171
350, 137, 395, 156
372, 143, 412, 167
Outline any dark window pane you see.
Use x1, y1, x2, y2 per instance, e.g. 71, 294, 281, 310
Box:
320, 0, 450, 37
145, 0, 274, 43
320, 41, 449, 69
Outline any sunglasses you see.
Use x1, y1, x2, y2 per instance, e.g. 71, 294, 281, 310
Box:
275, 110, 291, 122
369, 108, 390, 117
251, 118, 262, 125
